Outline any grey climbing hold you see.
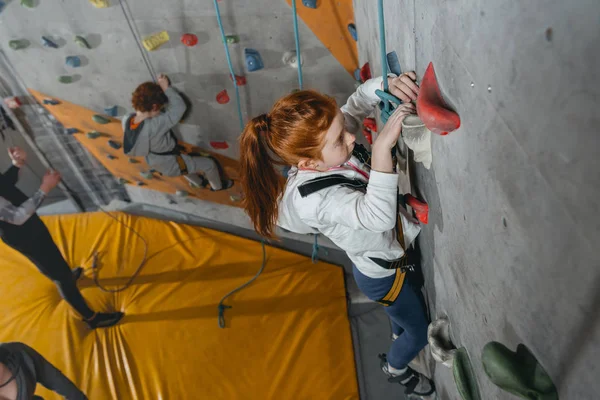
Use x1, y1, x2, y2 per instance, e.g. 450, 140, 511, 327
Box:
9, 40, 29, 50
386, 51, 402, 76
108, 139, 121, 149
65, 128, 79, 135
427, 317, 456, 368
42, 36, 59, 48
104, 105, 118, 117
74, 35, 91, 49
128, 158, 139, 164
58, 75, 74, 84
86, 131, 101, 139
106, 154, 116, 160
20, 0, 35, 8
43, 98, 60, 105
140, 171, 153, 180
175, 190, 188, 197
245, 48, 264, 72
65, 56, 82, 68
92, 114, 110, 124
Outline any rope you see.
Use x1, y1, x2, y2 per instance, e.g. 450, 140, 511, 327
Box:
118, 0, 157, 81
291, 0, 304, 89
213, 0, 244, 131
218, 241, 267, 328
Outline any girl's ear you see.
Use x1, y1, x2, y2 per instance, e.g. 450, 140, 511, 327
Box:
298, 158, 319, 170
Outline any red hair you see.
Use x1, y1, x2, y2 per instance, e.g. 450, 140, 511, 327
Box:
239, 90, 338, 238
131, 82, 168, 112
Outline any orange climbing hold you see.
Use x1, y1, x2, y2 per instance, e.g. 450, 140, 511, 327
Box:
416, 62, 461, 136
405, 194, 429, 224
181, 33, 198, 47
216, 90, 230, 104
229, 74, 247, 86
360, 62, 371, 83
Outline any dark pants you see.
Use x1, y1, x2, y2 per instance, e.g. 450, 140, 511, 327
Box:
353, 265, 429, 369
3, 221, 95, 320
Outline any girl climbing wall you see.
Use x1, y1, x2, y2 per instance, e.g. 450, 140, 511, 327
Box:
239, 74, 435, 397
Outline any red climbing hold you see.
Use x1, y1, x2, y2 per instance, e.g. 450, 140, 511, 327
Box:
181, 33, 198, 47
216, 90, 230, 104
362, 129, 373, 145
363, 117, 377, 132
405, 194, 429, 224
416, 62, 461, 136
360, 62, 371, 83
229, 74, 247, 86
210, 141, 229, 150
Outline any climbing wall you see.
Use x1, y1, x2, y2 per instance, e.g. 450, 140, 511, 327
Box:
30, 90, 244, 207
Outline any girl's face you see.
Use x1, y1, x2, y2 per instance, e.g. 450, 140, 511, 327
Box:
299, 111, 356, 171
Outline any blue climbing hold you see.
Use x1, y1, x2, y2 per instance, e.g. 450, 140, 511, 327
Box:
104, 105, 118, 117
302, 0, 317, 8
0, 1, 5, 14
348, 23, 358, 41
65, 128, 79, 135
65, 56, 81, 68
43, 98, 60, 105
353, 68, 361, 82
41, 36, 59, 49
386, 51, 402, 76
244, 48, 264, 72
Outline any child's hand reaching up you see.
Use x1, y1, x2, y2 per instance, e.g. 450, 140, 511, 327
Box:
386, 72, 420, 103
371, 103, 415, 173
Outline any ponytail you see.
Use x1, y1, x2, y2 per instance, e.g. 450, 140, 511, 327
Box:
239, 90, 339, 238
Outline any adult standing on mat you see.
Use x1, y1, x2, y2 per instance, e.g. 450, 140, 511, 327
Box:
0, 146, 123, 329
123, 73, 233, 191
0, 342, 87, 399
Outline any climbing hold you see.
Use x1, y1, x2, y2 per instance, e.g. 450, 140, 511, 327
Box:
453, 347, 482, 400
140, 171, 153, 180
487, 85, 492, 93
216, 90, 230, 104
245, 48, 264, 72
108, 139, 121, 149
118, 178, 129, 185
229, 194, 242, 202
301, 0, 317, 9
282, 51, 303, 69
416, 62, 461, 135
65, 56, 82, 68
106, 154, 116, 160
86, 131, 101, 139
89, 0, 109, 8
359, 62, 371, 83
362, 129, 372, 145
136, 181, 144, 186
482, 342, 557, 400
74, 35, 91, 49
470, 81, 475, 88
210, 141, 229, 150
128, 158, 139, 164
353, 69, 361, 82
142, 31, 169, 51
0, 1, 5, 14
41, 36, 59, 49
225, 35, 239, 44
20, 0, 35, 8
401, 115, 432, 169
43, 98, 60, 105
92, 114, 110, 124
9, 40, 29, 50
427, 317, 456, 368
363, 117, 377, 132
229, 74, 247, 86
181, 33, 198, 47
347, 23, 358, 41
175, 190, 188, 197
386, 51, 402, 76
104, 106, 118, 117
65, 128, 79, 135
58, 75, 74, 84
149, 168, 158, 174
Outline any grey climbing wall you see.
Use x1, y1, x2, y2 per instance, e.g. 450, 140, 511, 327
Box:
356, 0, 600, 398
0, 0, 354, 162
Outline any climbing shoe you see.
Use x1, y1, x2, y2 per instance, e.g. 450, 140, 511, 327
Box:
210, 179, 234, 191
379, 354, 436, 397
85, 312, 124, 329
71, 267, 83, 282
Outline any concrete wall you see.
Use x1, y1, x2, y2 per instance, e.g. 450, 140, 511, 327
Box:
356, 0, 600, 398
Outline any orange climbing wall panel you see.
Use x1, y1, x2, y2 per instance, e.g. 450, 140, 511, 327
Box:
0, 212, 359, 399
28, 89, 244, 207
286, 0, 359, 76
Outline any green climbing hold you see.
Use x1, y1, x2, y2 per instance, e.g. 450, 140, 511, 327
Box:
140, 171, 153, 180
128, 158, 139, 164
74, 35, 91, 49
482, 342, 558, 400
20, 0, 35, 8
108, 139, 121, 149
453, 347, 481, 400
175, 190, 188, 197
92, 115, 110, 124
9, 40, 29, 50
58, 75, 74, 84
86, 131, 101, 139
118, 178, 129, 185
225, 35, 239, 44
106, 154, 116, 160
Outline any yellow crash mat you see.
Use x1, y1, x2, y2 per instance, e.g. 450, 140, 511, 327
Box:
0, 212, 359, 399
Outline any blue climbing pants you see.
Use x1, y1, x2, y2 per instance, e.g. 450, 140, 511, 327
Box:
352, 265, 429, 369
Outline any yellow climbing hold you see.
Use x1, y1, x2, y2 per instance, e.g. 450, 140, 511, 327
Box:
142, 31, 169, 51
89, 0, 109, 7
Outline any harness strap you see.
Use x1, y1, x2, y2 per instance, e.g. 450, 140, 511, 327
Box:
298, 174, 367, 198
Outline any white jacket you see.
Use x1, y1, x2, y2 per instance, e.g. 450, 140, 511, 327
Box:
277, 77, 421, 279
